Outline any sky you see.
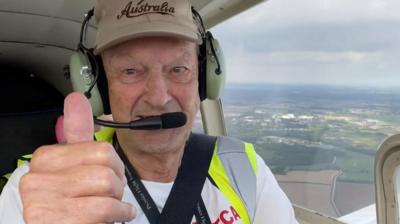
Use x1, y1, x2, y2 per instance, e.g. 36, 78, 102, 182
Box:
211, 0, 400, 87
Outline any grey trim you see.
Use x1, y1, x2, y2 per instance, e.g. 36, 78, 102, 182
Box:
217, 136, 256, 223
0, 40, 75, 51
0, 10, 97, 28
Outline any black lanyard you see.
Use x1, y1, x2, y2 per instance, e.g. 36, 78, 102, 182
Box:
194, 197, 212, 224
113, 133, 215, 224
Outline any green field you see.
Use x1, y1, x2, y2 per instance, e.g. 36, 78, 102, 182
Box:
224, 106, 395, 184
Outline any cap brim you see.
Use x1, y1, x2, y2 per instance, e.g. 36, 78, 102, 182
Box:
94, 21, 202, 55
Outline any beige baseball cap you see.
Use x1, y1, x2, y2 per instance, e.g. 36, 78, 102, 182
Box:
94, 0, 202, 54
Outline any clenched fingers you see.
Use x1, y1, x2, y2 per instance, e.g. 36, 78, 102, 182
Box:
22, 191, 135, 224
29, 141, 126, 182
20, 165, 126, 200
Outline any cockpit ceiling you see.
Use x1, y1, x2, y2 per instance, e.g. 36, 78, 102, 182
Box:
0, 0, 266, 94
0, 0, 266, 28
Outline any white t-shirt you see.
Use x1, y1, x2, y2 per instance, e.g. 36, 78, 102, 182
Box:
0, 154, 298, 224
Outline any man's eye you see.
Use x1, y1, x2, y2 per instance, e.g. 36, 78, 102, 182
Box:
124, 68, 138, 75
172, 66, 189, 74
118, 67, 145, 84
168, 66, 193, 83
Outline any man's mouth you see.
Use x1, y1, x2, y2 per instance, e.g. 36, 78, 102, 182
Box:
134, 115, 145, 120
133, 114, 161, 121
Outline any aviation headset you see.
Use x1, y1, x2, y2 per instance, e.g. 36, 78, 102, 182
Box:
69, 8, 226, 117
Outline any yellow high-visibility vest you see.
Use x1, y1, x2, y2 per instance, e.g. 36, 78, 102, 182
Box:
3, 128, 258, 224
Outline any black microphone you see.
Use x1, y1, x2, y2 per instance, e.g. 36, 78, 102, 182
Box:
94, 112, 187, 130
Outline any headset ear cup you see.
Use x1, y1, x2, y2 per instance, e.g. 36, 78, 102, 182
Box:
69, 51, 105, 116
205, 33, 226, 100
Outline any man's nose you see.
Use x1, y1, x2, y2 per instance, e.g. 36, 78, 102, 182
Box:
143, 72, 172, 107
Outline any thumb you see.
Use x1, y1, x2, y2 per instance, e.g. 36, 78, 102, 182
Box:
55, 115, 66, 144
63, 92, 94, 143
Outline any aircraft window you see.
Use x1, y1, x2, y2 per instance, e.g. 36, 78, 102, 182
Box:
211, 0, 400, 219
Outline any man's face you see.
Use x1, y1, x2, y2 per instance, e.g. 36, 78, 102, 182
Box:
102, 37, 200, 154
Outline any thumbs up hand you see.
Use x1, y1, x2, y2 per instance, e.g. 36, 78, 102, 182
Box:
20, 92, 136, 224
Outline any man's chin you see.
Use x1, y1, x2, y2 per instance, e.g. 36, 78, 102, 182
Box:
131, 128, 188, 153
138, 127, 178, 138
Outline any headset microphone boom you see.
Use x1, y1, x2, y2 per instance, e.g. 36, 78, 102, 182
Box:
93, 112, 187, 130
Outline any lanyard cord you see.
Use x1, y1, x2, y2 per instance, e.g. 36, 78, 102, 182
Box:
114, 136, 161, 223
194, 198, 212, 224
113, 135, 213, 224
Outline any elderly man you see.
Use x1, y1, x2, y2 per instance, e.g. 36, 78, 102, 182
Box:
0, 0, 297, 223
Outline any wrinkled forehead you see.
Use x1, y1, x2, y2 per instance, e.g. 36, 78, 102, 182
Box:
102, 36, 198, 63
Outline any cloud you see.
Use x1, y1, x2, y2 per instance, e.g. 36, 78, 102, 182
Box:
259, 51, 382, 64
220, 0, 400, 28
210, 0, 400, 87
214, 19, 400, 53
